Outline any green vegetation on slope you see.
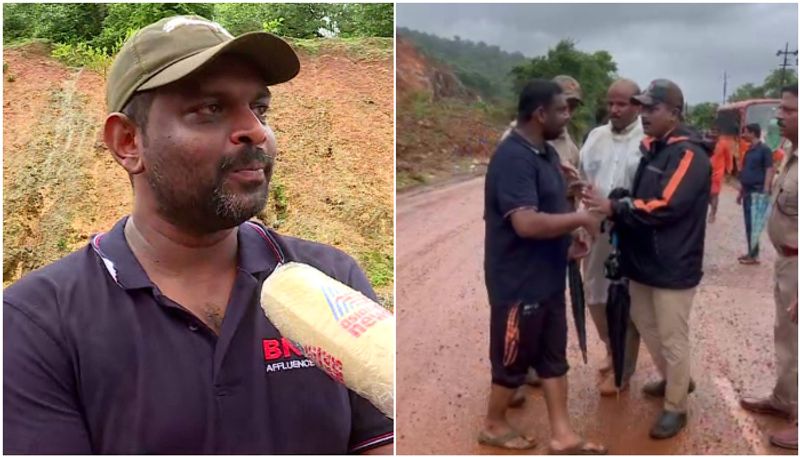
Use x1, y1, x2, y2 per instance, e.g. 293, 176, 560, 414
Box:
398, 27, 526, 103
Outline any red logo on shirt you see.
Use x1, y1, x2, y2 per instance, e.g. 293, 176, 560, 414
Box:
262, 337, 304, 361
262, 338, 316, 374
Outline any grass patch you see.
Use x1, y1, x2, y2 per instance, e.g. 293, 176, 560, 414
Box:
51, 42, 113, 75
397, 171, 428, 189
359, 250, 393, 288
265, 180, 289, 229
396, 92, 507, 192
288, 37, 324, 55
288, 37, 392, 61
334, 36, 392, 60
409, 91, 432, 119
4, 37, 52, 50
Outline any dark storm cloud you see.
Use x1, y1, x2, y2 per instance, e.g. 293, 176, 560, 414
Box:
397, 3, 798, 104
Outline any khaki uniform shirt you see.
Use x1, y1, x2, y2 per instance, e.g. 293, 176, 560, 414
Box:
549, 128, 581, 170
768, 149, 798, 251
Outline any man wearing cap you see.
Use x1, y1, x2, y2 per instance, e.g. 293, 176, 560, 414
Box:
3, 16, 393, 454
550, 75, 583, 170
578, 78, 644, 396
583, 79, 711, 439
739, 84, 798, 450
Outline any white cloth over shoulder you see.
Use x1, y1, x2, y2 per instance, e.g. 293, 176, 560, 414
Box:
579, 118, 644, 305
579, 118, 645, 198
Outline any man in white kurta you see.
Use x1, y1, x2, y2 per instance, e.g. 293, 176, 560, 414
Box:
579, 79, 644, 395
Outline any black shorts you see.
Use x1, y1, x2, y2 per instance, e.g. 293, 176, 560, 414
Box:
489, 292, 569, 388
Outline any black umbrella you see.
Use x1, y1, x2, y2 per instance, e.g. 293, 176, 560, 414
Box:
568, 259, 588, 364
604, 230, 630, 396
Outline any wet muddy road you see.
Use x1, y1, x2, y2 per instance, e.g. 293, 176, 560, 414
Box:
396, 178, 795, 455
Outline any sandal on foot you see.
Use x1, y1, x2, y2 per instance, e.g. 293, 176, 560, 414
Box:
549, 440, 608, 455
477, 430, 536, 450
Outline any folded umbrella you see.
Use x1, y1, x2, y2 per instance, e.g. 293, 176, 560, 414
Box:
749, 192, 771, 252
604, 231, 630, 396
568, 259, 588, 364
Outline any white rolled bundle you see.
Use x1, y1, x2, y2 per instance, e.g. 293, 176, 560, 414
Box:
260, 262, 394, 418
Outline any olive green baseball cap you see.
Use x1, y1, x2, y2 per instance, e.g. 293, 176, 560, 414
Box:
106, 15, 300, 113
553, 75, 583, 103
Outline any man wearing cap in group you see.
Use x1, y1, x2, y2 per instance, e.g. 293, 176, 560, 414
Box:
583, 79, 711, 439
739, 84, 798, 450
3, 16, 393, 454
550, 75, 583, 170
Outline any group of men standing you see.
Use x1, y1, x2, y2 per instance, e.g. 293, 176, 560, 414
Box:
481, 74, 798, 452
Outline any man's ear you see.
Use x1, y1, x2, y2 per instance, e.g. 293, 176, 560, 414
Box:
532, 106, 546, 125
104, 113, 145, 176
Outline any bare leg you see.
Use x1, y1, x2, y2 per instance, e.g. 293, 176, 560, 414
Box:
541, 376, 605, 452
482, 384, 534, 447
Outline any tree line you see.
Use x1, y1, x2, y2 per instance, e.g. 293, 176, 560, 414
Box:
4, 3, 394, 54
401, 28, 797, 137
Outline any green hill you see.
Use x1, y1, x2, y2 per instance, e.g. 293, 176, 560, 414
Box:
397, 27, 526, 102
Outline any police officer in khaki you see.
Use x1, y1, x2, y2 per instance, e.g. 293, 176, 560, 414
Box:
549, 75, 582, 170
740, 84, 798, 451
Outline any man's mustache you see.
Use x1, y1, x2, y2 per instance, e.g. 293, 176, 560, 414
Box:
219, 146, 273, 173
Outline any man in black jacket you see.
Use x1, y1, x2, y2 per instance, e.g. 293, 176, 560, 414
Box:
583, 79, 711, 440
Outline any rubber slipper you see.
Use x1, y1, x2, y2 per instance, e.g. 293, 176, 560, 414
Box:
770, 434, 798, 450
769, 424, 798, 450
477, 430, 536, 450
549, 440, 608, 455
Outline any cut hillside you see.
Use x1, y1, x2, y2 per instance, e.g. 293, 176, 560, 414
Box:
2, 38, 394, 304
396, 35, 508, 191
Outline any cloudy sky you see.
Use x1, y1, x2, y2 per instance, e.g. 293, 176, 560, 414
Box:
397, 3, 798, 104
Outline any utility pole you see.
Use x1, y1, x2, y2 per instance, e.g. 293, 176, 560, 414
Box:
777, 42, 798, 88
722, 70, 728, 104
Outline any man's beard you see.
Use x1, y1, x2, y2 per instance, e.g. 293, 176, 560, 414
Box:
145, 145, 273, 234
544, 124, 565, 141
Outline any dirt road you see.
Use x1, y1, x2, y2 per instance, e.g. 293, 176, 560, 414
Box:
396, 177, 795, 455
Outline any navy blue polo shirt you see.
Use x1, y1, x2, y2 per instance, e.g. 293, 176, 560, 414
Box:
740, 142, 774, 191
3, 216, 393, 454
484, 131, 571, 307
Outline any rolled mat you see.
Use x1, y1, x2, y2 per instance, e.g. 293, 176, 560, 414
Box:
260, 262, 394, 418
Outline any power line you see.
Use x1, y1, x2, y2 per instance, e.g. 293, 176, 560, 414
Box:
722, 70, 728, 104
777, 42, 798, 88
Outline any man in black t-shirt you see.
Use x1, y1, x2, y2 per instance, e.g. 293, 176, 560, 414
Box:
737, 123, 775, 264
479, 79, 605, 454
3, 16, 392, 454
